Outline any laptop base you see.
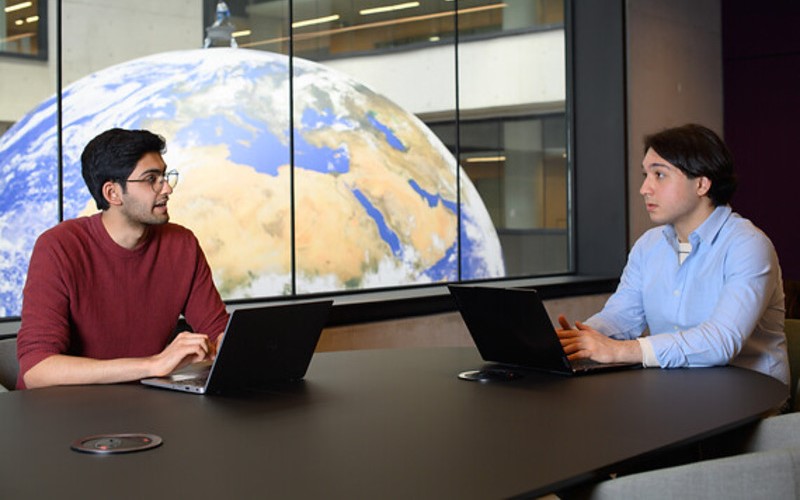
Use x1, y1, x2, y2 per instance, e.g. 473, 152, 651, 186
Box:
448, 285, 641, 377
141, 300, 332, 395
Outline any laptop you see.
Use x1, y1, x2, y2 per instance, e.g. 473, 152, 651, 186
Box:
448, 285, 640, 378
141, 300, 333, 394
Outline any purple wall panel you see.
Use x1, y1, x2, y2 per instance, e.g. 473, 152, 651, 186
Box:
723, 2, 800, 281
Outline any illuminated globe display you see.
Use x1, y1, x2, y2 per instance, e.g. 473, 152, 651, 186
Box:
0, 48, 504, 317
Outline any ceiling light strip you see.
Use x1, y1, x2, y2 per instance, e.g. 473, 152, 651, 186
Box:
465, 156, 507, 163
359, 2, 420, 16
299, 3, 507, 40
292, 14, 340, 29
4, 1, 32, 13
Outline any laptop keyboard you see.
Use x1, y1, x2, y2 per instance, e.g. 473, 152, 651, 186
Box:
168, 366, 210, 386
178, 377, 207, 388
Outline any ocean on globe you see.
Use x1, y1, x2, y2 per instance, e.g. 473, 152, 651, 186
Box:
0, 48, 504, 317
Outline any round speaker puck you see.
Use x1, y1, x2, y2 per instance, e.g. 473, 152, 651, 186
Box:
71, 433, 163, 454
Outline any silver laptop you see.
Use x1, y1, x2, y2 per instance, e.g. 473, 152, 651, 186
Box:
448, 285, 640, 378
141, 300, 332, 394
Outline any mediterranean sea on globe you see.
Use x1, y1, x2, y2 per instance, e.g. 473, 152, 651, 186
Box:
0, 48, 504, 317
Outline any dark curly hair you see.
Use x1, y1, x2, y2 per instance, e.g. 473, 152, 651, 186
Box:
644, 124, 737, 206
81, 128, 167, 210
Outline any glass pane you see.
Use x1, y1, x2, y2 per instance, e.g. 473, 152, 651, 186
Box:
0, 0, 55, 318
54, 1, 293, 301
457, 0, 568, 279
194, 0, 293, 299
286, 0, 462, 293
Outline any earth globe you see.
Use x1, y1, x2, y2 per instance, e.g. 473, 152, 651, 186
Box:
0, 48, 504, 317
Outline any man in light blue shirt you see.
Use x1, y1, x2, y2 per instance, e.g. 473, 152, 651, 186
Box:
557, 124, 788, 385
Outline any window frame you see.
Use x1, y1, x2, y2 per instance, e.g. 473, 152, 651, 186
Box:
0, 0, 48, 61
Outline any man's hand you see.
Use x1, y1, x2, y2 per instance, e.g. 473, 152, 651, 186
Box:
214, 333, 224, 355
148, 331, 216, 377
556, 315, 642, 364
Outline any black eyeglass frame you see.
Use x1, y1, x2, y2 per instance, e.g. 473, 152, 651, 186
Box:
123, 169, 179, 192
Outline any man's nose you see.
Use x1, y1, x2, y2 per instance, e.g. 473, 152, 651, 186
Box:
160, 179, 173, 195
639, 178, 650, 196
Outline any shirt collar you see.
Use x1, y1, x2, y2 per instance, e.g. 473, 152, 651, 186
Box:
662, 205, 732, 247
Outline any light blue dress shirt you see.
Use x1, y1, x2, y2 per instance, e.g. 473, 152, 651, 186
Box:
586, 205, 789, 385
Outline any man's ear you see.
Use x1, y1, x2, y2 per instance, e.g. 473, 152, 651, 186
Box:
697, 176, 712, 197
102, 181, 122, 206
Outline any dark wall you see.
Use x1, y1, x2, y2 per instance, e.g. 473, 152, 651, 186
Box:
722, 1, 800, 281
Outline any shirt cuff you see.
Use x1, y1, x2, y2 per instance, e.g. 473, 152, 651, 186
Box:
637, 337, 659, 368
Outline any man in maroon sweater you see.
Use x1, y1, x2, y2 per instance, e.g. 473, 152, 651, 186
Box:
16, 128, 229, 389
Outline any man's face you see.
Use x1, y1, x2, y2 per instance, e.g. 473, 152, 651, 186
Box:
118, 152, 173, 226
639, 148, 711, 237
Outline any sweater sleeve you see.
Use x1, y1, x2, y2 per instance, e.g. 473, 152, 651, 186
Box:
182, 237, 229, 340
16, 232, 73, 389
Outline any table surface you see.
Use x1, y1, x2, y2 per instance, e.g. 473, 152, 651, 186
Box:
0, 347, 788, 499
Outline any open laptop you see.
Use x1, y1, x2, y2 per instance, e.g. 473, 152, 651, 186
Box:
448, 285, 640, 378
141, 300, 333, 394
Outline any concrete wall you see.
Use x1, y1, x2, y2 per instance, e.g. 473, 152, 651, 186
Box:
60, 0, 201, 86
0, 0, 202, 123
326, 29, 565, 117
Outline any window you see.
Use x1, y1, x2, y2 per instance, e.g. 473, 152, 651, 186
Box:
0, 0, 577, 321
1, 0, 46, 59
430, 115, 569, 277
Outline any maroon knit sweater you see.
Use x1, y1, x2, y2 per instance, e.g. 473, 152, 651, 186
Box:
16, 213, 228, 388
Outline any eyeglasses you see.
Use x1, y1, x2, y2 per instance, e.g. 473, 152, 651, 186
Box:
124, 170, 179, 193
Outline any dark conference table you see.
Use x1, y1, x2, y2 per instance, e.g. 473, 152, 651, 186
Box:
0, 347, 787, 499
